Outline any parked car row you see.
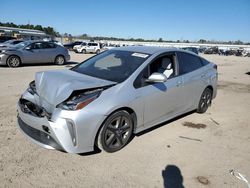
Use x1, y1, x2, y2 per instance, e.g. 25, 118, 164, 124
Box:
63, 41, 102, 54
199, 46, 250, 57
0, 40, 70, 67
0, 39, 24, 48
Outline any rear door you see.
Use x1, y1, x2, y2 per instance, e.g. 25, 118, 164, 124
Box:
88, 43, 98, 53
39, 42, 57, 62
176, 52, 207, 110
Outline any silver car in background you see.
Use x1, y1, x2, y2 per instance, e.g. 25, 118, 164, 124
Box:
0, 40, 70, 67
17, 46, 217, 153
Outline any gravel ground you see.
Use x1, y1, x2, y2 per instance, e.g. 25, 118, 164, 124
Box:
0, 52, 250, 188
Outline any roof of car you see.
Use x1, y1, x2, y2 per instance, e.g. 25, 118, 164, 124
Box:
112, 46, 178, 54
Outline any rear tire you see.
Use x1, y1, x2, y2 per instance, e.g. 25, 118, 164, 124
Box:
197, 88, 213, 114
97, 111, 134, 153
7, 55, 21, 68
54, 55, 65, 65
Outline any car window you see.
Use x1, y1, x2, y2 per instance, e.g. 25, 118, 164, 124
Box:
177, 52, 203, 74
41, 42, 56, 49
13, 41, 22, 45
134, 53, 176, 88
200, 57, 210, 66
31, 42, 43, 49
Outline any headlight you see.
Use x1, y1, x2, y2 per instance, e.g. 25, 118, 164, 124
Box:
57, 88, 103, 111
0, 50, 8, 55
27, 80, 36, 95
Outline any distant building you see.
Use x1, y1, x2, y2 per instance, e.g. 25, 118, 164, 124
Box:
0, 26, 48, 40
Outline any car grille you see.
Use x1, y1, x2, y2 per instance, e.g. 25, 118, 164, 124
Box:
19, 98, 51, 120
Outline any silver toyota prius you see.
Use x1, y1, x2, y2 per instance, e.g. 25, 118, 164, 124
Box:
17, 46, 217, 153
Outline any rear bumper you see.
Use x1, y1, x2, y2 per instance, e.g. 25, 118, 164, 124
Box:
17, 98, 104, 153
65, 54, 70, 61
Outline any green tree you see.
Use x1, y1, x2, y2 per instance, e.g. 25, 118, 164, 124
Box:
158, 38, 163, 42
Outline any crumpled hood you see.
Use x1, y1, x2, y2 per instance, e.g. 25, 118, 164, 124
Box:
35, 69, 116, 109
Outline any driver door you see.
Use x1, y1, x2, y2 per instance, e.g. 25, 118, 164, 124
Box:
22, 42, 43, 63
134, 53, 185, 128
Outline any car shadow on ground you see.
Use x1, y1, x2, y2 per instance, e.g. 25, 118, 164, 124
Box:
136, 110, 195, 137
78, 145, 101, 156
162, 165, 184, 188
77, 111, 195, 156
0, 61, 79, 68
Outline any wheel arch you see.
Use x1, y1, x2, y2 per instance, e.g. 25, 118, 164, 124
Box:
206, 85, 214, 95
94, 106, 137, 146
55, 54, 65, 59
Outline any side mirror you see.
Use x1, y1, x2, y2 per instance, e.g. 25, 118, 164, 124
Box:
146, 73, 167, 83
25, 46, 32, 51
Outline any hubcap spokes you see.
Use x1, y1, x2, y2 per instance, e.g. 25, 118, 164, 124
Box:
57, 57, 64, 64
10, 57, 19, 66
105, 116, 131, 149
201, 91, 211, 109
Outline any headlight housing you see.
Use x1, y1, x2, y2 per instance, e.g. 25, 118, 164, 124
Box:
0, 50, 8, 55
27, 80, 37, 95
57, 88, 103, 111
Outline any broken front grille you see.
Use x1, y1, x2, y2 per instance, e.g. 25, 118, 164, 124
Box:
19, 98, 51, 120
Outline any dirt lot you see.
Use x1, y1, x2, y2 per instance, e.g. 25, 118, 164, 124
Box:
0, 52, 250, 188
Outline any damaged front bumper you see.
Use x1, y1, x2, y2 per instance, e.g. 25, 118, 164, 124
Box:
17, 94, 105, 153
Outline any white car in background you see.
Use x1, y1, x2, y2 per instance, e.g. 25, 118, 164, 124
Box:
74, 42, 101, 54
73, 42, 88, 52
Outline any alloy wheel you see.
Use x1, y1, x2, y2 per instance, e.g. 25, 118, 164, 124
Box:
7, 56, 20, 67
98, 111, 133, 152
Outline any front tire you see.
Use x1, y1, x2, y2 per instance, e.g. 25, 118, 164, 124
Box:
54, 55, 65, 65
197, 88, 213, 114
81, 49, 86, 54
97, 111, 134, 153
7, 55, 21, 68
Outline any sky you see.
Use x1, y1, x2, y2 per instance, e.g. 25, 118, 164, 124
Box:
1, 0, 250, 42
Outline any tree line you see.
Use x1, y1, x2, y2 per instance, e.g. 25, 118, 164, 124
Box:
0, 22, 60, 37
1, 22, 249, 45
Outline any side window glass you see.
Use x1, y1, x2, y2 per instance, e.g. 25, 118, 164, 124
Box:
133, 54, 175, 88
178, 52, 203, 74
31, 42, 42, 49
200, 57, 209, 66
149, 55, 175, 79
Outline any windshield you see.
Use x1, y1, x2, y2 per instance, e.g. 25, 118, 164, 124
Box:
14, 41, 32, 49
72, 50, 150, 83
